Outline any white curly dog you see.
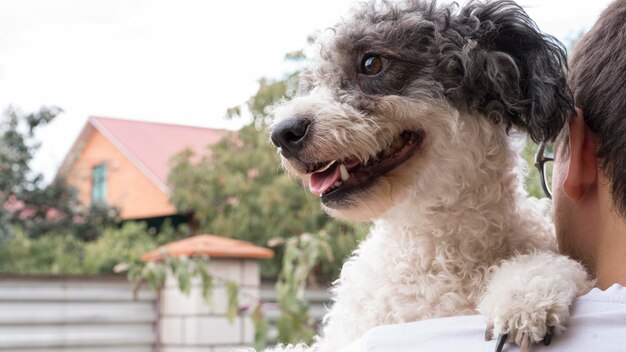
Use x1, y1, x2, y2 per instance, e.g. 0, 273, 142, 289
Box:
268, 1, 591, 351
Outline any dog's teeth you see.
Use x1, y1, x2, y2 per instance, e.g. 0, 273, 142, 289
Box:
313, 160, 336, 173
339, 164, 350, 181
334, 181, 343, 187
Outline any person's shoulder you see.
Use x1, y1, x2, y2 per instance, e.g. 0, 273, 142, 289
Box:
341, 285, 626, 352
576, 283, 626, 303
546, 284, 626, 351
570, 283, 626, 317
341, 314, 490, 352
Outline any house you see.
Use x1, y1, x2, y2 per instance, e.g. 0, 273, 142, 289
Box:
58, 116, 231, 224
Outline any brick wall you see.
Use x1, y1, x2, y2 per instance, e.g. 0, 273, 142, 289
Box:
66, 129, 176, 219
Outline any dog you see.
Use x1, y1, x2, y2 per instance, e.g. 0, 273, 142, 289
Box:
269, 1, 591, 351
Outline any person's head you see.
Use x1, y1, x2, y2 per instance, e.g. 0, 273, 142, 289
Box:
552, 0, 626, 279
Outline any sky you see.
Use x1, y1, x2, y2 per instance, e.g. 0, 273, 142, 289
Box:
0, 0, 615, 182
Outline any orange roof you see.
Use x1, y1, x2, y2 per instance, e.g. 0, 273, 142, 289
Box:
141, 234, 274, 261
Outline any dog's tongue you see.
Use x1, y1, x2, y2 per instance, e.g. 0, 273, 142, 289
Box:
309, 164, 341, 196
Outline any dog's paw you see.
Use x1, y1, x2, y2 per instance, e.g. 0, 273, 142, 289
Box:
478, 251, 592, 352
482, 299, 560, 351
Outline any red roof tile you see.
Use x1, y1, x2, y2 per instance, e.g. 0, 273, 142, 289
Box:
141, 234, 274, 261
90, 116, 231, 190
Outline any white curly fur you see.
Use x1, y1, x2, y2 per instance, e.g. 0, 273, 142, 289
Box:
268, 93, 592, 351
479, 251, 592, 343
263, 1, 593, 351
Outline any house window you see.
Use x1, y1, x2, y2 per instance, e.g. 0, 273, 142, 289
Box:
92, 164, 107, 204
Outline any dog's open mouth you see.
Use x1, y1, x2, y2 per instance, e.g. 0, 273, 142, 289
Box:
308, 130, 425, 204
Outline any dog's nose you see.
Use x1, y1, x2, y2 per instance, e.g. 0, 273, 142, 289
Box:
271, 117, 311, 159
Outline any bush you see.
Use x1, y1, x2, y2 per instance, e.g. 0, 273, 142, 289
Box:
82, 222, 158, 274
0, 228, 85, 274
0, 221, 189, 275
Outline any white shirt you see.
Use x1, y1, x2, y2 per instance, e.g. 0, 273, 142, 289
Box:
342, 284, 626, 352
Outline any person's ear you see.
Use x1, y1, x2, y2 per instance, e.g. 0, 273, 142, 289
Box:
564, 108, 598, 200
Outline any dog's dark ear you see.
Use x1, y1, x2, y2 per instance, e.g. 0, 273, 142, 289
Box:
442, 0, 574, 142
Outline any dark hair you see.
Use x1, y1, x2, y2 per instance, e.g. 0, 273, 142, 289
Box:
568, 0, 626, 217
445, 0, 574, 143
314, 1, 573, 143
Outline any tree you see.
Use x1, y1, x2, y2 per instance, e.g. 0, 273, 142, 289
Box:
169, 52, 365, 279
0, 107, 118, 241
168, 120, 365, 278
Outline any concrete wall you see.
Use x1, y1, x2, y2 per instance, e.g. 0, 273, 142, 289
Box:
159, 259, 260, 352
0, 275, 157, 352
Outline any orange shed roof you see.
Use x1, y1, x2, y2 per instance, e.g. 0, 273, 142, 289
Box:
141, 234, 274, 261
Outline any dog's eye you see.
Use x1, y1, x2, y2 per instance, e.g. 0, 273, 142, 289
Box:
360, 55, 385, 75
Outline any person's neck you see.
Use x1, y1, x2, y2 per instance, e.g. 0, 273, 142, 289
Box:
594, 185, 626, 289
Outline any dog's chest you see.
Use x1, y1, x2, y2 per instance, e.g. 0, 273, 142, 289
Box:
338, 228, 492, 324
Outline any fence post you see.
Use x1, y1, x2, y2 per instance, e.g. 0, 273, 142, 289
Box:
141, 234, 273, 352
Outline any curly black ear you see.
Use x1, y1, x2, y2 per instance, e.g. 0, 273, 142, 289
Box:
442, 0, 574, 142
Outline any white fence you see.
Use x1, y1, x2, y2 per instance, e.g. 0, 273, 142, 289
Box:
0, 275, 332, 351
0, 275, 157, 352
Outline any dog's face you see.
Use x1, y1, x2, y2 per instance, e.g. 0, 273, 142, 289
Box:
271, 0, 572, 221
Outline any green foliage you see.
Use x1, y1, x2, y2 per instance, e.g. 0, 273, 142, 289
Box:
0, 106, 59, 238
169, 107, 365, 279
226, 280, 240, 322
171, 256, 193, 293
82, 222, 160, 274
141, 261, 167, 292
252, 304, 270, 350
521, 138, 546, 199
274, 232, 333, 345
130, 254, 244, 325
0, 220, 187, 275
0, 107, 119, 241
0, 228, 85, 274
193, 257, 214, 302
0, 107, 58, 198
